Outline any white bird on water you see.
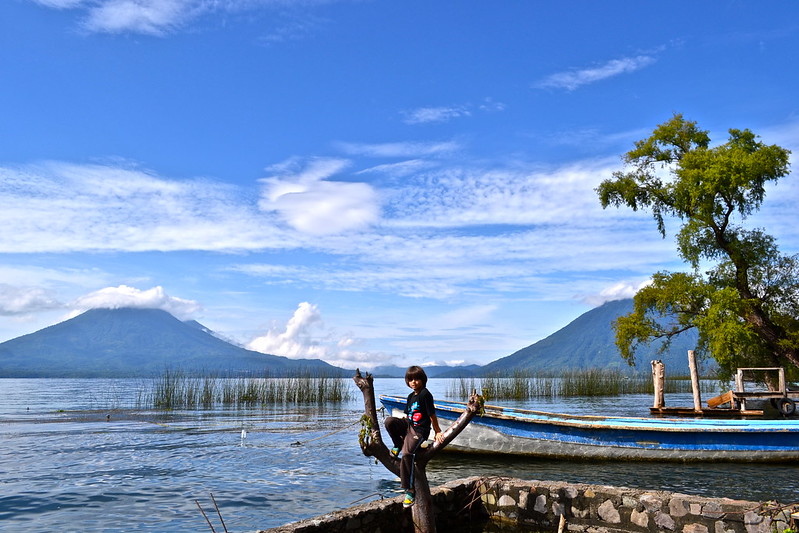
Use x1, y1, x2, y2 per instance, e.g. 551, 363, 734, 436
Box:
240, 428, 247, 447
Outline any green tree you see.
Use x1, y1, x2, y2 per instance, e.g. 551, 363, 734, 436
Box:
597, 114, 798, 380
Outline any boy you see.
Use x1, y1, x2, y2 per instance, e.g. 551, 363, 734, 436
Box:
384, 365, 445, 508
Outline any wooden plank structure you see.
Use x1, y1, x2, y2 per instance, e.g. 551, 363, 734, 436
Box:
650, 357, 798, 418
728, 367, 799, 416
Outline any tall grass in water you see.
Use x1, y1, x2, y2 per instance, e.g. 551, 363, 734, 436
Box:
147, 370, 352, 410
448, 368, 713, 401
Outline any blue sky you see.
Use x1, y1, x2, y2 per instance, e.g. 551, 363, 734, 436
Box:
1, 1, 798, 370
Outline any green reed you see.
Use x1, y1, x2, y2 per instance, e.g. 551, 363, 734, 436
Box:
447, 368, 715, 401
144, 370, 353, 410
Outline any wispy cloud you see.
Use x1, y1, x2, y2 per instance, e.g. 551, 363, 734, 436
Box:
382, 159, 621, 228
0, 151, 673, 297
356, 159, 437, 178
536, 55, 657, 91
402, 98, 506, 125
0, 161, 291, 252
336, 140, 460, 158
30, 0, 85, 8
403, 106, 471, 125
29, 0, 338, 36
81, 0, 196, 35
5, 117, 797, 313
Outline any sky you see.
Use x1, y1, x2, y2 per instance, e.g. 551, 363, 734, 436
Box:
1, 1, 798, 371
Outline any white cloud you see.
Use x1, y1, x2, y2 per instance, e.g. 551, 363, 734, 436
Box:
0, 161, 290, 253
81, 0, 193, 35
247, 302, 391, 368
0, 264, 112, 289
336, 140, 460, 158
71, 285, 202, 319
0, 284, 63, 316
257, 11, 328, 45
356, 159, 436, 178
580, 280, 652, 307
536, 55, 656, 91
383, 158, 622, 228
402, 98, 505, 125
478, 97, 506, 113
259, 157, 380, 235
0, 150, 678, 303
31, 0, 346, 36
247, 302, 326, 358
30, 0, 86, 8
403, 106, 471, 125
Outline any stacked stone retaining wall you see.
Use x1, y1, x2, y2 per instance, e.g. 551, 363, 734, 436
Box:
260, 476, 796, 533
476, 477, 793, 533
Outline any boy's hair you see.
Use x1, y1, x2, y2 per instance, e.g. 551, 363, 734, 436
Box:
405, 365, 428, 386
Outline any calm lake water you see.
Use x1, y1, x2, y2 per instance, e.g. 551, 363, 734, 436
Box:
2, 378, 798, 533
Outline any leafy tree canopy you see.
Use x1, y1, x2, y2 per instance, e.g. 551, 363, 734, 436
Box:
597, 114, 798, 380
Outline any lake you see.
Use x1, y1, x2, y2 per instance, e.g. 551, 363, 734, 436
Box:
2, 378, 798, 533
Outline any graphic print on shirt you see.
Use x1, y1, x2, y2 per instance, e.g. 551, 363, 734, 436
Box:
409, 400, 423, 426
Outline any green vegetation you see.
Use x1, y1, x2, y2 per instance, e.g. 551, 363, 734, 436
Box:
142, 370, 353, 410
597, 114, 799, 380
447, 369, 714, 401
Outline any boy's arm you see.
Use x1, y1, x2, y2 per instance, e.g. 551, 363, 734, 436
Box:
430, 411, 445, 443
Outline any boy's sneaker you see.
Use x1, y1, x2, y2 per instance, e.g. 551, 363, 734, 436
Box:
390, 447, 400, 457
402, 491, 415, 508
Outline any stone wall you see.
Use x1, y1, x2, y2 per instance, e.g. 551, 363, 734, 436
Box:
259, 476, 796, 533
475, 477, 794, 533
258, 478, 485, 533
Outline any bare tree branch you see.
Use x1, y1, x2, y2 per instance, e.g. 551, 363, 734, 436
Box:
353, 369, 483, 533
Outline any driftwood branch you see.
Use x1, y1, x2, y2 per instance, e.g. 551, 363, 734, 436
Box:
353, 368, 483, 533
353, 368, 399, 476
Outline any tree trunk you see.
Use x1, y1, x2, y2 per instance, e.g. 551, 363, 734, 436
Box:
353, 369, 483, 533
724, 238, 799, 370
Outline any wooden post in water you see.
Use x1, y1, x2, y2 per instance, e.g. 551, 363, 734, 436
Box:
688, 350, 702, 412
651, 360, 665, 409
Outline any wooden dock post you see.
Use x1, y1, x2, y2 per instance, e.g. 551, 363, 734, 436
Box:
688, 350, 702, 412
651, 360, 665, 409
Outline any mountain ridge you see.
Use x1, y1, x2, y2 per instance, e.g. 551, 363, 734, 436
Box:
482, 299, 702, 375
0, 300, 705, 378
0, 307, 349, 377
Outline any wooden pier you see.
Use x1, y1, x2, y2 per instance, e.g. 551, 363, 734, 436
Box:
649, 357, 797, 418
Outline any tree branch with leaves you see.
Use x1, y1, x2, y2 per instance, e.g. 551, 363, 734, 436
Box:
597, 113, 798, 380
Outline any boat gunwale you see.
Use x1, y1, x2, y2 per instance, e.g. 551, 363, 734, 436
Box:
379, 394, 799, 434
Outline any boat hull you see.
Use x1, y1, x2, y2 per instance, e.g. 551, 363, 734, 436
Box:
379, 395, 799, 462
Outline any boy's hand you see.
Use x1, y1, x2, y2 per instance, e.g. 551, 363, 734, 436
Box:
434, 431, 445, 444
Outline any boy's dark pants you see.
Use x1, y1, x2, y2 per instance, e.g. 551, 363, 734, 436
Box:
385, 416, 428, 490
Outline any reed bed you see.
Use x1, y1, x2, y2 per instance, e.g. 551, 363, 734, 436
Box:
143, 370, 353, 410
447, 368, 716, 401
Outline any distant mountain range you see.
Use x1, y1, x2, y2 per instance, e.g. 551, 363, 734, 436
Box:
369, 364, 484, 379
374, 300, 701, 378
0, 308, 349, 377
482, 299, 702, 376
0, 299, 703, 378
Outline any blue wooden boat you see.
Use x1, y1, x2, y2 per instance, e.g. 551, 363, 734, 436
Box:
379, 395, 799, 462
